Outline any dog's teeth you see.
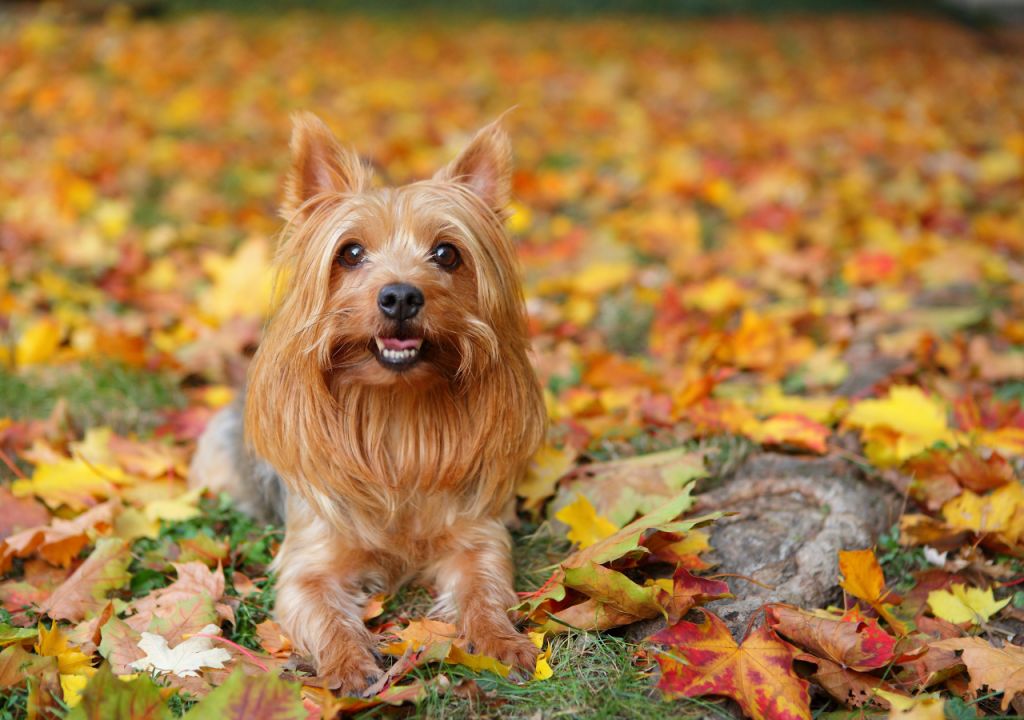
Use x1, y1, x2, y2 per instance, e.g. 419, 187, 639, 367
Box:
375, 338, 385, 351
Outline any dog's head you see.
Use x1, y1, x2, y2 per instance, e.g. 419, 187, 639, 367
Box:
265, 112, 527, 388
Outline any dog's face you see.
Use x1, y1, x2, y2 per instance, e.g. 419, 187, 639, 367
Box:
272, 113, 526, 388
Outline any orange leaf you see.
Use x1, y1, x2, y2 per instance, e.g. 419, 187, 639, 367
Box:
838, 549, 914, 635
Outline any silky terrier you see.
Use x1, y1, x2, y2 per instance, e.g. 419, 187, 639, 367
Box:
189, 112, 546, 692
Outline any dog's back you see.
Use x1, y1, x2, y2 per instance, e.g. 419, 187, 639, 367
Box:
187, 395, 287, 526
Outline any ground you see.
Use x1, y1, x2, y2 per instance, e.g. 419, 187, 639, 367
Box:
2, 5, 1024, 719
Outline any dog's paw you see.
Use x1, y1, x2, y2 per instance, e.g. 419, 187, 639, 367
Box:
317, 647, 382, 697
468, 630, 540, 679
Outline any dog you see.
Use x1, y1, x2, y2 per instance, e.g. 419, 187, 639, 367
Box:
188, 111, 546, 693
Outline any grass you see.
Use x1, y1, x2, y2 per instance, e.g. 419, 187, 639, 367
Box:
0, 362, 186, 437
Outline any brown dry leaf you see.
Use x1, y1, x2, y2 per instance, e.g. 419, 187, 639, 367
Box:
40, 537, 132, 622
132, 561, 234, 625
0, 486, 51, 541
0, 499, 120, 572
930, 636, 1024, 711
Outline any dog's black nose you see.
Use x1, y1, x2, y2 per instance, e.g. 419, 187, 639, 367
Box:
378, 283, 424, 321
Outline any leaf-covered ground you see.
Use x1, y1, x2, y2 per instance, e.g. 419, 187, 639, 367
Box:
3, 6, 1024, 719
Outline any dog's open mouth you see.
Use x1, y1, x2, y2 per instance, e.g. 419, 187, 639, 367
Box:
371, 336, 424, 370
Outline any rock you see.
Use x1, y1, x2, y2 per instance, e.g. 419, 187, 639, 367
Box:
630, 452, 901, 643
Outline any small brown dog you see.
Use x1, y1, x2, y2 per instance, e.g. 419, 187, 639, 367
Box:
188, 112, 546, 693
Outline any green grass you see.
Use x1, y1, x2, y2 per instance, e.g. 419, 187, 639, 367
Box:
0, 361, 185, 437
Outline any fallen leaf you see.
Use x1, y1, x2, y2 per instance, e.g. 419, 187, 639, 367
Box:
843, 386, 956, 467
929, 636, 1024, 711
551, 448, 708, 528
650, 609, 810, 720
185, 666, 307, 719
926, 583, 1009, 626
838, 549, 914, 635
130, 623, 232, 678
767, 606, 898, 671
797, 652, 906, 709
65, 662, 173, 720
99, 616, 146, 674
41, 537, 132, 622
554, 493, 618, 549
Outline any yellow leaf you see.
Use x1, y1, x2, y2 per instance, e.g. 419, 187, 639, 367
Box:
519, 444, 576, 513
528, 631, 552, 681
753, 385, 845, 424
877, 690, 945, 719
36, 622, 66, 657
70, 427, 116, 467
15, 318, 62, 366
446, 644, 512, 678
60, 674, 89, 709
114, 507, 161, 541
844, 386, 956, 466
198, 236, 275, 323
142, 487, 204, 524
683, 277, 748, 314
554, 493, 618, 549
927, 584, 1010, 625
941, 482, 1024, 542
12, 459, 128, 512
572, 262, 633, 296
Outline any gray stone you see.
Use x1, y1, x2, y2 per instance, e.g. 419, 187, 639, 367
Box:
631, 452, 901, 643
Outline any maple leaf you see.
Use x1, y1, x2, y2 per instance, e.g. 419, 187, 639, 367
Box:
838, 549, 915, 635
0, 499, 120, 572
843, 386, 956, 467
132, 561, 234, 625
649, 609, 810, 720
99, 616, 147, 674
551, 447, 709, 528
127, 592, 220, 646
0, 643, 56, 690
11, 458, 129, 512
767, 606, 898, 672
186, 666, 307, 719
930, 636, 1024, 711
748, 413, 831, 454
35, 621, 92, 675
876, 691, 945, 720
130, 624, 232, 678
518, 443, 577, 515
554, 493, 618, 549
198, 236, 276, 324
0, 485, 50, 541
926, 584, 1009, 626
41, 537, 132, 622
65, 662, 173, 720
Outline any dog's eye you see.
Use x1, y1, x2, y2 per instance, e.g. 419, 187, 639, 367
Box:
432, 243, 460, 270
338, 243, 365, 267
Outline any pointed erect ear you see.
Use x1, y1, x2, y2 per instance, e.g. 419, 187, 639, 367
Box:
434, 119, 513, 214
282, 112, 371, 220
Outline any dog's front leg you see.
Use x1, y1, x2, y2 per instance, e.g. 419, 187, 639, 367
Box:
272, 502, 382, 694
428, 519, 539, 678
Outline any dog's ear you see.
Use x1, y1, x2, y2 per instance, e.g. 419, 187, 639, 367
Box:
434, 119, 512, 214
282, 112, 370, 220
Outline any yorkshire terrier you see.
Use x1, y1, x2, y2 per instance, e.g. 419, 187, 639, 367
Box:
189, 112, 546, 693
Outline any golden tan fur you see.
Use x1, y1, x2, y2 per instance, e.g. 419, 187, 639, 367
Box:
202, 112, 546, 692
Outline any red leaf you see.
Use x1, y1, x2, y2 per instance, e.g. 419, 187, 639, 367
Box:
649, 609, 810, 720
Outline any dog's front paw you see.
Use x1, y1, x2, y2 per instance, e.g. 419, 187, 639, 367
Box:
317, 645, 383, 697
469, 630, 540, 680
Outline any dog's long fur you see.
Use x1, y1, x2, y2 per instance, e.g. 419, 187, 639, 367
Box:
188, 112, 546, 692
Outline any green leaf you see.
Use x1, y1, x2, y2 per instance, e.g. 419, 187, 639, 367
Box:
185, 667, 306, 719
66, 662, 172, 720
0, 623, 38, 647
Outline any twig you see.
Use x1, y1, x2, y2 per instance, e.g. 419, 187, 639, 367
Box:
0, 446, 26, 480
704, 573, 776, 591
